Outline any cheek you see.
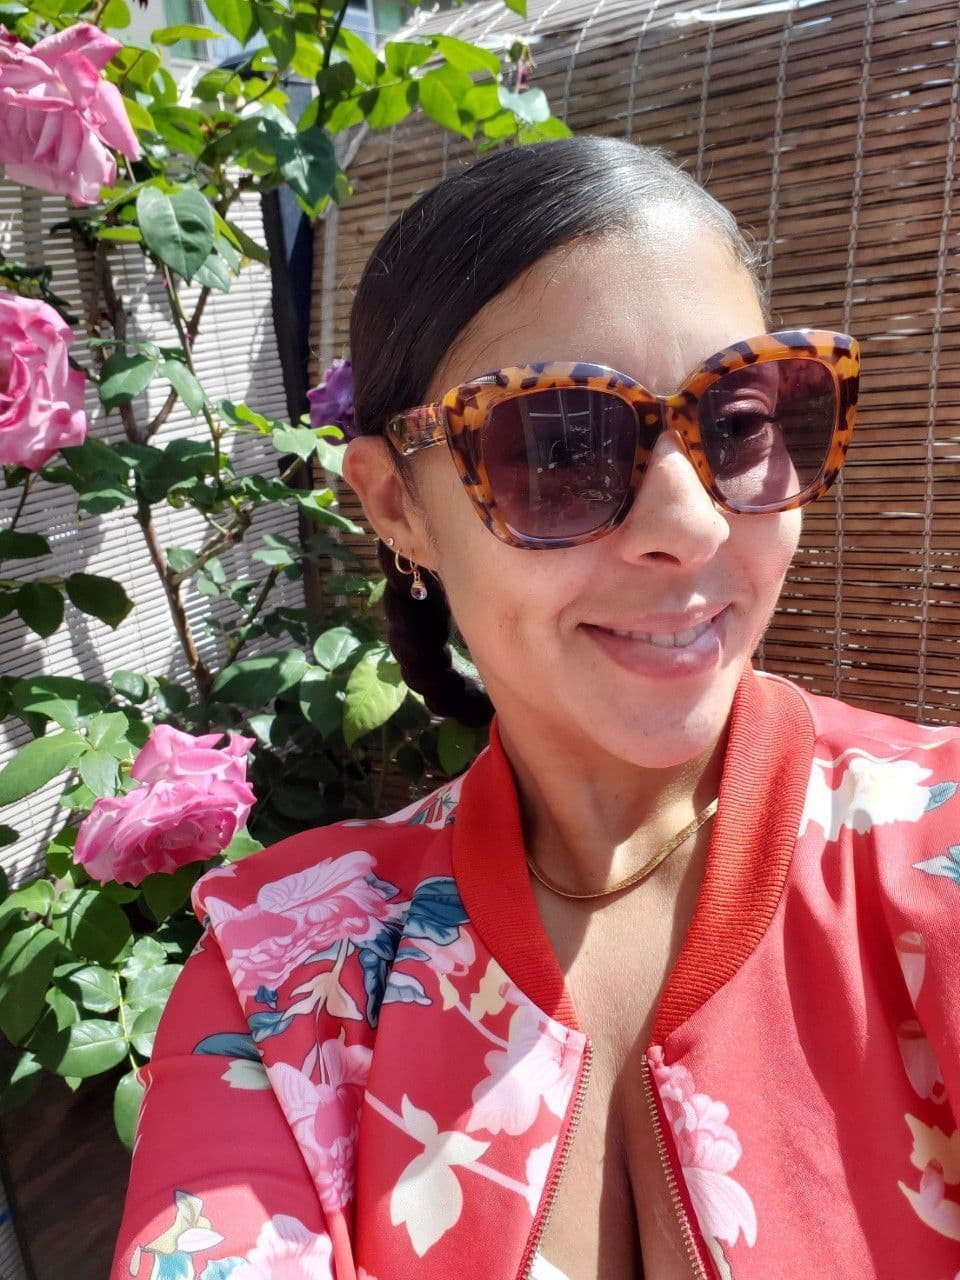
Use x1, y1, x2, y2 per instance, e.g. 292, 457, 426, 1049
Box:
752, 510, 802, 600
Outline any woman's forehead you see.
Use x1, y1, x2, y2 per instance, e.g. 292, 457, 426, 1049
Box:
427, 222, 765, 399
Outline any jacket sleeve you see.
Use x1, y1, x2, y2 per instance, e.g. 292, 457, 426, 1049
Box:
109, 924, 335, 1280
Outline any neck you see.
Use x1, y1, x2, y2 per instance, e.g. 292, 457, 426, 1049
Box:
495, 713, 728, 899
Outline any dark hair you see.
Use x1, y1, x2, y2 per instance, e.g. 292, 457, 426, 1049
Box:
349, 135, 763, 728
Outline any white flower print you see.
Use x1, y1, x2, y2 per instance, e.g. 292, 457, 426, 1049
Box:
467, 1006, 577, 1137
522, 1139, 557, 1215
799, 754, 935, 842
228, 1214, 334, 1279
390, 1096, 490, 1256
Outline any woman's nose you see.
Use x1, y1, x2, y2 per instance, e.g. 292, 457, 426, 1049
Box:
611, 427, 729, 567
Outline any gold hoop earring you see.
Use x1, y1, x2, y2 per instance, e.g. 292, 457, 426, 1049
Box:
394, 548, 428, 601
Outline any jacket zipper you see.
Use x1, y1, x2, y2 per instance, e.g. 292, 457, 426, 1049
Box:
641, 1053, 713, 1280
518, 1039, 593, 1280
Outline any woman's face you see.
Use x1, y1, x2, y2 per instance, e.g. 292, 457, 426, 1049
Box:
358, 213, 801, 772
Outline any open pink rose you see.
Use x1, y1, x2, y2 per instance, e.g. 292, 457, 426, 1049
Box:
74, 727, 255, 886
0, 23, 139, 206
0, 292, 86, 470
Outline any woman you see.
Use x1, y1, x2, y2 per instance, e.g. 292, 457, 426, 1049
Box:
110, 137, 960, 1280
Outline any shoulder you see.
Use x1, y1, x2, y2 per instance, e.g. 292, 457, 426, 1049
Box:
191, 770, 468, 921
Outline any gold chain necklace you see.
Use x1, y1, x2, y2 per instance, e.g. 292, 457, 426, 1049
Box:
525, 798, 719, 901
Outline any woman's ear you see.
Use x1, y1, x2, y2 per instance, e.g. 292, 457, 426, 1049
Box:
341, 435, 426, 558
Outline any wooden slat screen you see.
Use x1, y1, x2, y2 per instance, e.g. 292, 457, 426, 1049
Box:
312, 0, 960, 726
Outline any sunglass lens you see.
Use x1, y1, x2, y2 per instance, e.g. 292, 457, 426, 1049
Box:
699, 359, 838, 507
482, 389, 637, 540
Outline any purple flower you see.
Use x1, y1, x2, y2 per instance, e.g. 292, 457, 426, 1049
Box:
308, 357, 355, 440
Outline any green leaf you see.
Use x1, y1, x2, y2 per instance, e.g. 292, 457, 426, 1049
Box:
99, 351, 158, 411
0, 731, 85, 805
437, 719, 481, 776
114, 1069, 144, 1150
31, 1015, 128, 1079
65, 573, 135, 629
334, 25, 379, 83
160, 358, 206, 413
0, 530, 51, 559
121, 936, 167, 978
151, 22, 221, 44
51, 889, 133, 965
0, 1051, 42, 1115
256, 3, 295, 67
313, 625, 361, 672
460, 82, 502, 122
0, 923, 61, 1043
101, 0, 130, 28
380, 39, 431, 77
127, 1005, 161, 1058
295, 491, 362, 531
205, 0, 259, 44
298, 668, 342, 739
274, 126, 337, 214
45, 985, 80, 1030
343, 647, 408, 747
53, 963, 120, 1014
359, 79, 416, 130
136, 185, 215, 283
0, 826, 17, 848
503, 0, 527, 13
16, 582, 64, 638
431, 34, 500, 75
192, 252, 232, 293
111, 670, 149, 703
124, 963, 180, 1014
212, 650, 310, 707
121, 94, 155, 135
141, 867, 199, 923
272, 424, 321, 461
0, 880, 55, 920
518, 116, 574, 144
78, 748, 120, 797
86, 711, 131, 754
12, 675, 108, 730
218, 216, 269, 265
221, 827, 264, 863
417, 67, 473, 137
497, 85, 550, 125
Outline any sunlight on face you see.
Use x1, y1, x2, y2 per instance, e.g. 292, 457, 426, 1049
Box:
408, 217, 802, 773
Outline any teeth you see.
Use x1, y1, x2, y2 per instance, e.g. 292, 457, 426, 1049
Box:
606, 619, 713, 647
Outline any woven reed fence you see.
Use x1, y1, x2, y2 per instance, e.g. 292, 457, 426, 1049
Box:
312, 0, 960, 727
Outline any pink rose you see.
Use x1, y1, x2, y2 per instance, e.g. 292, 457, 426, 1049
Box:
0, 23, 139, 206
0, 292, 86, 470
74, 727, 255, 886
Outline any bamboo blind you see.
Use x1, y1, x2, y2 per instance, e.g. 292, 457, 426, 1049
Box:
312, 0, 960, 726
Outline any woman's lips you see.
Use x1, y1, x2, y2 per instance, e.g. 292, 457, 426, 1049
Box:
581, 606, 730, 678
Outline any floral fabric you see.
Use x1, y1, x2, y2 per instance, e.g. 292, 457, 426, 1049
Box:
110, 669, 960, 1280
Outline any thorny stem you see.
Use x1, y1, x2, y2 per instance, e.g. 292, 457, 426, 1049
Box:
223, 566, 283, 667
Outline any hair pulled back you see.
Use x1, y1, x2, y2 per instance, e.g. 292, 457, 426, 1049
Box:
349, 135, 763, 728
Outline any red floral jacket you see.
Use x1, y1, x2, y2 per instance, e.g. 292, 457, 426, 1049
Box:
110, 667, 960, 1280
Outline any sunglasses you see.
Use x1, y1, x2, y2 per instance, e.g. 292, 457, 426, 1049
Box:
385, 330, 860, 550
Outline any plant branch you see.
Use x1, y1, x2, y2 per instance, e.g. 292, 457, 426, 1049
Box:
168, 505, 254, 587
223, 565, 283, 666
322, 1, 352, 74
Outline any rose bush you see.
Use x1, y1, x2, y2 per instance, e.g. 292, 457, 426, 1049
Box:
0, 23, 138, 206
0, 0, 564, 1149
73, 726, 256, 886
0, 291, 87, 468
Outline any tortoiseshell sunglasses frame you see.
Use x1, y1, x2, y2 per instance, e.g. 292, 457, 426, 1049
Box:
385, 329, 860, 551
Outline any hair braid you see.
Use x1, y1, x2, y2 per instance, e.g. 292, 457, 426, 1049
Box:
378, 540, 493, 729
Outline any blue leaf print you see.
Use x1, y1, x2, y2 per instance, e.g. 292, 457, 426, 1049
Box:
384, 971, 431, 1007
248, 1010, 294, 1043
193, 1032, 260, 1060
358, 917, 403, 1028
404, 876, 469, 946
925, 781, 958, 813
396, 943, 430, 962
914, 844, 960, 886
367, 871, 401, 900
255, 985, 279, 1008
151, 1254, 193, 1280
200, 1260, 244, 1280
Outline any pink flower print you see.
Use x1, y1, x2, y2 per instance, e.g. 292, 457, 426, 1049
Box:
898, 1019, 946, 1104
201, 851, 397, 998
896, 930, 926, 1005
901, 1161, 960, 1243
651, 1050, 757, 1250
467, 1005, 578, 1137
229, 1214, 334, 1279
269, 1034, 372, 1212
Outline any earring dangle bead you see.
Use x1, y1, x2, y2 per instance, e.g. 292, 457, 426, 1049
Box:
394, 548, 428, 601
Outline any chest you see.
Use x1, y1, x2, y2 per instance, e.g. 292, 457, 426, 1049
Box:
532, 876, 706, 1280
